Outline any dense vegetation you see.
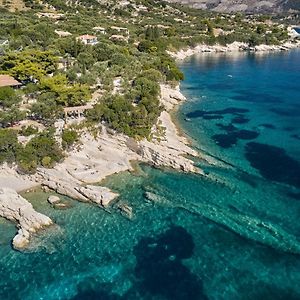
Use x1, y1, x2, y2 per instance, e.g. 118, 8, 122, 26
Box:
0, 0, 295, 172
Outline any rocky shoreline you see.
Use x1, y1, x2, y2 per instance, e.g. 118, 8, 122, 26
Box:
0, 188, 53, 250
0, 84, 200, 250
167, 41, 300, 60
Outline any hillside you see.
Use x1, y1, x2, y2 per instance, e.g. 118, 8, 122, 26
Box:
0, 0, 297, 175
0, 0, 26, 11
166, 0, 300, 13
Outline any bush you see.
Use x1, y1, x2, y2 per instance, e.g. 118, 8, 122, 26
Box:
20, 125, 38, 136
62, 129, 79, 149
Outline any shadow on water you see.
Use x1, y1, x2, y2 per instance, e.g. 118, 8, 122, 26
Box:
245, 142, 300, 188
70, 226, 208, 300
133, 226, 208, 300
186, 107, 249, 119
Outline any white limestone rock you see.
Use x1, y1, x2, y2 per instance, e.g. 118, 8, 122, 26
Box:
0, 188, 53, 250
48, 195, 61, 204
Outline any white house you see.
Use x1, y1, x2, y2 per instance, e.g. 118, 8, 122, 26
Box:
77, 35, 98, 45
93, 27, 106, 34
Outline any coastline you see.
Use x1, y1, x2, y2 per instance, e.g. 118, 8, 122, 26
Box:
3, 38, 299, 249
0, 83, 200, 250
167, 40, 300, 60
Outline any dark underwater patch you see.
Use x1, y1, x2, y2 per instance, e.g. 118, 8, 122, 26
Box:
133, 226, 208, 300
286, 192, 300, 200
236, 130, 260, 140
283, 126, 296, 131
71, 281, 121, 300
245, 142, 300, 188
203, 115, 223, 120
259, 123, 276, 129
213, 123, 259, 148
217, 123, 237, 132
213, 133, 237, 148
232, 91, 282, 104
291, 134, 300, 141
186, 107, 249, 119
232, 116, 250, 124
213, 130, 259, 148
270, 108, 300, 117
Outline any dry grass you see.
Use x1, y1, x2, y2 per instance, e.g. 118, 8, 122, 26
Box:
0, 0, 26, 11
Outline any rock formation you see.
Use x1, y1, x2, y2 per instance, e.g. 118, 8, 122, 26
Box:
0, 188, 53, 250
167, 41, 300, 60
29, 83, 200, 206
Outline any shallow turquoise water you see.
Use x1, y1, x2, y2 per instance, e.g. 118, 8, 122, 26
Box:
1, 51, 300, 299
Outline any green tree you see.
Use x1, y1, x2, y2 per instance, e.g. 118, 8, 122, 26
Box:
0, 50, 58, 82
0, 87, 21, 108
0, 107, 26, 128
62, 129, 79, 149
0, 129, 20, 163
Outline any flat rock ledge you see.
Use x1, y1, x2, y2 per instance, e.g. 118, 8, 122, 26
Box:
0, 188, 53, 250
36, 169, 118, 208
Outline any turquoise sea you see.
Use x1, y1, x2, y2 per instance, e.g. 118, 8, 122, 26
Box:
1, 50, 300, 300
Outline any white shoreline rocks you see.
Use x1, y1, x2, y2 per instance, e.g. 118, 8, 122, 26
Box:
0, 188, 53, 250
0, 84, 200, 249
30, 83, 200, 205
167, 41, 300, 60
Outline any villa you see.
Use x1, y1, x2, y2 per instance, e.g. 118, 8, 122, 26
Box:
77, 35, 98, 45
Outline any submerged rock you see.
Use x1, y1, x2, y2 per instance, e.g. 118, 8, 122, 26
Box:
48, 195, 61, 205
117, 203, 134, 219
146, 189, 300, 255
0, 188, 53, 250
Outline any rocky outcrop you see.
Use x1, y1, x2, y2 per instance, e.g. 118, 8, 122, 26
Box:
35, 84, 200, 204
0, 84, 199, 232
0, 188, 53, 250
168, 41, 300, 60
160, 84, 186, 111
48, 195, 61, 204
37, 169, 118, 207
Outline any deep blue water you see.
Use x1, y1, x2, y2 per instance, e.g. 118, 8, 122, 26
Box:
0, 50, 300, 300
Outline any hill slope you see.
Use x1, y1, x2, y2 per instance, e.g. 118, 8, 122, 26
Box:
166, 0, 300, 13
